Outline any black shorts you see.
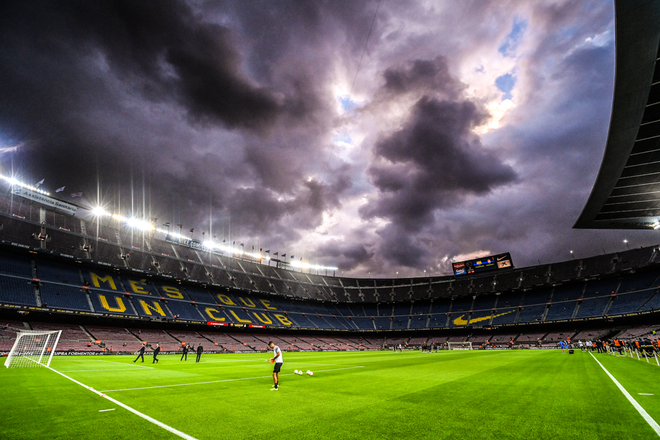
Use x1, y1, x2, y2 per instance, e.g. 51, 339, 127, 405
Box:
273, 362, 282, 373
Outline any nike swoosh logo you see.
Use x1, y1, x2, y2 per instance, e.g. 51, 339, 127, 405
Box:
453, 310, 515, 326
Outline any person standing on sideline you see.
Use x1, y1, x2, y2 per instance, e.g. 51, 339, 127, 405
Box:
181, 343, 188, 361
153, 344, 161, 363
196, 344, 203, 362
268, 341, 283, 391
134, 343, 146, 363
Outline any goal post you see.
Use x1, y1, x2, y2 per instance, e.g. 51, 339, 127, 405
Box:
447, 342, 472, 350
4, 330, 62, 368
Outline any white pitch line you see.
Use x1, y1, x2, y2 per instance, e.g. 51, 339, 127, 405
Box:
100, 365, 364, 393
60, 369, 154, 373
46, 366, 197, 440
640, 393, 655, 396
96, 360, 154, 369
590, 353, 660, 436
293, 362, 364, 368
99, 409, 115, 412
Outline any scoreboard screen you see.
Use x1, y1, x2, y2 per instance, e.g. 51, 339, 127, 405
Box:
452, 252, 514, 276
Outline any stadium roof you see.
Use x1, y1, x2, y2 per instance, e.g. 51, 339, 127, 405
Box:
574, 0, 660, 230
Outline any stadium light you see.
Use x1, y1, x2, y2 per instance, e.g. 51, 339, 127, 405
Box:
653, 221, 660, 230
91, 206, 110, 217
126, 217, 154, 231
290, 259, 338, 272
0, 173, 51, 196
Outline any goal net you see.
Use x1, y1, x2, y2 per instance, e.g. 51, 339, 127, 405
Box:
4, 330, 62, 368
447, 342, 472, 350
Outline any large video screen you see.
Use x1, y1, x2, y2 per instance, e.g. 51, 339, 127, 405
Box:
452, 252, 513, 276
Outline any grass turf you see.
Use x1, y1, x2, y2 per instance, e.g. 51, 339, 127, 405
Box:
1, 349, 659, 439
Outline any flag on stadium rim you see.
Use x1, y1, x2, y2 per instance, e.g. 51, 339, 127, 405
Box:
163, 222, 170, 227
265, 250, 270, 253
35, 179, 45, 187
282, 253, 286, 257
177, 224, 183, 229
273, 252, 278, 256
71, 192, 83, 198
55, 186, 65, 192
189, 228, 194, 233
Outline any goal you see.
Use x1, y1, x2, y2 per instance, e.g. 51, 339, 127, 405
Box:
447, 342, 472, 350
4, 330, 62, 368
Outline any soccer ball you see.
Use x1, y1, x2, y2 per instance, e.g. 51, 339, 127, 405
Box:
307, 370, 313, 376
294, 369, 299, 374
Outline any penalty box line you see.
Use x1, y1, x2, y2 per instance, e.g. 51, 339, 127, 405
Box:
101, 365, 365, 393
589, 352, 660, 437
46, 365, 198, 440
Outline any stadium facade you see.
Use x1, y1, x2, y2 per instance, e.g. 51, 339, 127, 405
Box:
0, 187, 658, 354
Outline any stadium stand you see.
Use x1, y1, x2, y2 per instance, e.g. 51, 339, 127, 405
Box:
30, 322, 98, 352
0, 320, 29, 351
1, 197, 660, 353
0, 275, 38, 306
85, 326, 144, 352
39, 283, 92, 312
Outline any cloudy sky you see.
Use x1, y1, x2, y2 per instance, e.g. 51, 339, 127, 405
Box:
0, 0, 657, 276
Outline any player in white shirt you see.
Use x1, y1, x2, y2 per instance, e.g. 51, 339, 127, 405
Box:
268, 341, 283, 390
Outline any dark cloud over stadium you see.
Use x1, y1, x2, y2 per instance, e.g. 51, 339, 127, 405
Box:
0, 0, 656, 276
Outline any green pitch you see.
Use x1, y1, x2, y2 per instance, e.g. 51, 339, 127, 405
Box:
1, 349, 659, 439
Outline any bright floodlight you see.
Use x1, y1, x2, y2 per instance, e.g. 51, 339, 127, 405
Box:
91, 206, 109, 216
126, 217, 154, 231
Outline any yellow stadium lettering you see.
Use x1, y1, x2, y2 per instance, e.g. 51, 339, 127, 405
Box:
205, 308, 225, 321
274, 314, 292, 326
239, 297, 256, 308
229, 310, 252, 323
162, 286, 183, 299
139, 300, 166, 317
99, 295, 126, 313
217, 294, 235, 305
128, 279, 150, 295
91, 273, 117, 290
253, 312, 273, 325
260, 299, 277, 310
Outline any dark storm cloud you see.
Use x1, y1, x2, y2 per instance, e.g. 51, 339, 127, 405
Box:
222, 0, 376, 82
363, 96, 518, 230
321, 240, 374, 272
0, 0, 283, 131
382, 57, 463, 98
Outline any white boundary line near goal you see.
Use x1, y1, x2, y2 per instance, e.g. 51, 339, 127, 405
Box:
589, 353, 660, 436
100, 365, 365, 393
45, 365, 198, 440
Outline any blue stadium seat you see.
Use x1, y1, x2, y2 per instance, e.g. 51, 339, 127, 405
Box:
39, 283, 92, 311
0, 251, 32, 278
607, 289, 656, 315
0, 275, 38, 306
545, 301, 577, 321
166, 299, 205, 321
35, 259, 81, 284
